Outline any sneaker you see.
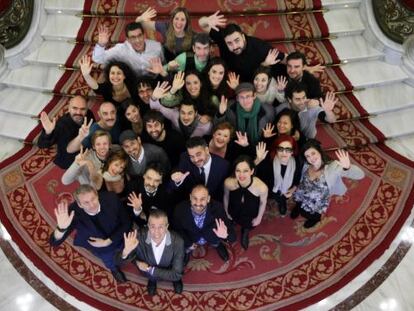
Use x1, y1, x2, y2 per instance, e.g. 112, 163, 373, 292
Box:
241, 228, 250, 250
111, 268, 127, 283
173, 279, 183, 294
147, 279, 157, 296
215, 242, 229, 262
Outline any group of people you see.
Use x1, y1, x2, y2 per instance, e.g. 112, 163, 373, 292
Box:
39, 8, 365, 295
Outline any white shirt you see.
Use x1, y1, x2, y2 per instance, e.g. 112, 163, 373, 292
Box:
200, 155, 212, 185
92, 40, 164, 78
151, 234, 167, 265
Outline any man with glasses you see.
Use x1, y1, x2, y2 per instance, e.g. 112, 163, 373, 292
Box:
92, 22, 164, 78
214, 82, 274, 145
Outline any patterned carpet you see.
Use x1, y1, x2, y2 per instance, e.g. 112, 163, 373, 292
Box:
1, 1, 414, 310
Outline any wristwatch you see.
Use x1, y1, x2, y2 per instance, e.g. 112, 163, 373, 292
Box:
56, 226, 68, 233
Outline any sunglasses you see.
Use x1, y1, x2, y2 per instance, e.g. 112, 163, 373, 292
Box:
277, 146, 293, 153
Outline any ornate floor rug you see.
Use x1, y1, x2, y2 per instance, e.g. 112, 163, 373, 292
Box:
1, 1, 414, 310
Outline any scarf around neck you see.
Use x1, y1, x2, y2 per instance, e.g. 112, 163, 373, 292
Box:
236, 98, 261, 144
272, 156, 296, 194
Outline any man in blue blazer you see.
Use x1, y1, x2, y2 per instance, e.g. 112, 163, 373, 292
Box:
171, 136, 230, 203
50, 184, 132, 283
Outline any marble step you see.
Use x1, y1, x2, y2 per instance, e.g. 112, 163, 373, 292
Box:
25, 41, 74, 66
341, 60, 409, 88
385, 134, 414, 162
0, 137, 24, 163
370, 106, 414, 139
0, 65, 63, 91
0, 111, 38, 140
0, 88, 53, 117
354, 83, 414, 114
44, 0, 84, 14
322, 0, 361, 9
324, 8, 365, 37
331, 35, 383, 63
42, 14, 82, 41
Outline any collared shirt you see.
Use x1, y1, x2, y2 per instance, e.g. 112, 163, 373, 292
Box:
151, 234, 167, 265
200, 155, 212, 185
130, 146, 145, 164
92, 40, 164, 78
191, 209, 207, 245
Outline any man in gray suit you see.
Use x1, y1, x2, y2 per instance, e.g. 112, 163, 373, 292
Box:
117, 209, 184, 295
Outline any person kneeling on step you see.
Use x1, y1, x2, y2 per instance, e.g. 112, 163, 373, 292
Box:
291, 139, 364, 228
116, 209, 184, 296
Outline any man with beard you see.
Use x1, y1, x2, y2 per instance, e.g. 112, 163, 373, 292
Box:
38, 95, 95, 169
119, 130, 170, 178
136, 79, 154, 116
171, 136, 229, 202
141, 110, 185, 167
173, 184, 235, 264
92, 22, 164, 79
125, 162, 172, 226
149, 81, 212, 139
199, 13, 285, 82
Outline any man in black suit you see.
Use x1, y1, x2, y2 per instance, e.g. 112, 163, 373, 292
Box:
171, 136, 230, 202
117, 209, 184, 296
49, 184, 131, 283
173, 184, 236, 264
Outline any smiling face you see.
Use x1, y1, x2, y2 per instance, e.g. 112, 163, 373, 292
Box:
68, 96, 87, 125
148, 215, 168, 245
212, 128, 231, 149
290, 90, 307, 112
276, 141, 294, 164
187, 145, 210, 168
304, 147, 322, 170
277, 115, 293, 135
172, 11, 187, 34
127, 28, 145, 52
145, 120, 164, 141
125, 104, 140, 123
235, 161, 254, 184
179, 104, 196, 126
287, 58, 305, 80
253, 73, 269, 94
185, 74, 202, 97
192, 42, 210, 62
77, 190, 100, 214
208, 64, 225, 88
237, 90, 256, 112
190, 186, 210, 215
143, 168, 162, 193
108, 159, 126, 176
98, 102, 117, 128
122, 138, 141, 159
93, 135, 110, 159
224, 31, 246, 55
137, 84, 153, 104
109, 65, 125, 87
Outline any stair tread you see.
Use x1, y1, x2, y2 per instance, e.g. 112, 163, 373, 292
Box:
25, 41, 74, 65
0, 137, 24, 163
331, 35, 383, 62
341, 60, 408, 88
370, 107, 414, 137
1, 65, 63, 91
42, 14, 82, 40
44, 0, 84, 13
385, 134, 414, 162
322, 0, 361, 9
0, 88, 53, 116
324, 8, 365, 36
0, 111, 39, 140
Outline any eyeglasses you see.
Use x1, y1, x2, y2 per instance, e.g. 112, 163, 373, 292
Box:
277, 146, 293, 153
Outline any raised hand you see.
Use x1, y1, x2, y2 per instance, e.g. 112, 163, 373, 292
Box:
219, 95, 228, 114
147, 57, 166, 76
127, 192, 142, 212
40, 111, 56, 135
97, 24, 110, 47
171, 171, 190, 184
305, 63, 326, 75
78, 117, 93, 139
74, 146, 89, 166
122, 230, 139, 258
320, 91, 338, 112
171, 71, 185, 94
262, 123, 276, 138
262, 49, 280, 67
136, 7, 157, 22
207, 11, 227, 31
335, 149, 351, 170
54, 201, 74, 230
88, 237, 111, 248
213, 218, 228, 239
255, 142, 268, 164
234, 131, 249, 147
167, 60, 179, 72
226, 72, 240, 90
275, 76, 288, 92
79, 55, 93, 76
151, 81, 171, 100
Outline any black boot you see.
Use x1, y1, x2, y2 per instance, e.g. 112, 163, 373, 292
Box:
173, 279, 184, 294
111, 268, 127, 283
290, 203, 301, 219
241, 228, 250, 250
278, 197, 287, 216
147, 279, 157, 296
215, 242, 229, 262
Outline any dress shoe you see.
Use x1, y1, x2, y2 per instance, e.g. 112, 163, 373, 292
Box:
278, 199, 287, 216
183, 252, 191, 266
290, 204, 301, 219
147, 279, 157, 296
173, 279, 183, 294
111, 268, 127, 283
215, 242, 229, 262
241, 228, 250, 250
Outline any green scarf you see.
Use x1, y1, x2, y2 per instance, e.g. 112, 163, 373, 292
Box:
236, 98, 261, 144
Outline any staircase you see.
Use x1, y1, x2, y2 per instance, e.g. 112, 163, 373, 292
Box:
0, 0, 413, 163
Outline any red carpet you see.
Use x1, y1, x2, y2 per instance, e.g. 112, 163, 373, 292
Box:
1, 1, 414, 310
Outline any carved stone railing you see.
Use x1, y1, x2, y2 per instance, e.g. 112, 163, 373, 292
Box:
373, 0, 414, 44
